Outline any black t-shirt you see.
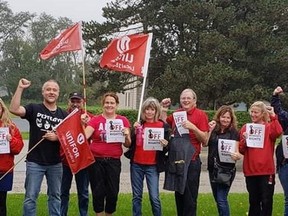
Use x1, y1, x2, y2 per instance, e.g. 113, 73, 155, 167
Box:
207, 128, 239, 171
23, 103, 68, 165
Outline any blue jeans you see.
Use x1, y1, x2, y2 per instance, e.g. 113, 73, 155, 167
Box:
61, 164, 89, 216
131, 163, 161, 216
279, 164, 288, 216
208, 171, 231, 216
23, 162, 62, 216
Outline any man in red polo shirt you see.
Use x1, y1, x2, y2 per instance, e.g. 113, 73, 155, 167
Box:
161, 88, 209, 216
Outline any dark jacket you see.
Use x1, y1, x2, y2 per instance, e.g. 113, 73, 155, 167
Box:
163, 133, 195, 194
276, 127, 288, 171
271, 94, 288, 171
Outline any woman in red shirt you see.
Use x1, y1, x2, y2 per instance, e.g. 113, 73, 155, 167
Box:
127, 97, 169, 216
0, 98, 24, 216
239, 101, 282, 216
82, 92, 131, 216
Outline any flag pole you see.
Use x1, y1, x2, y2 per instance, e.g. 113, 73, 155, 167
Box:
137, 33, 153, 122
79, 21, 87, 113
0, 138, 44, 181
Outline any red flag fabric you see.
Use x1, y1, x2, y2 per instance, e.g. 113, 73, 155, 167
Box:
99, 33, 151, 77
40, 22, 82, 60
56, 109, 94, 174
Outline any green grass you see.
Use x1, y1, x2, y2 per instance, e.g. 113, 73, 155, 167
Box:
7, 193, 284, 215
21, 132, 29, 140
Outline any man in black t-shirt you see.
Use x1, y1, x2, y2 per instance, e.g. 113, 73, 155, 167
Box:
10, 78, 67, 216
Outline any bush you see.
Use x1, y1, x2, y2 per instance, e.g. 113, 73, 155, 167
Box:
86, 108, 250, 129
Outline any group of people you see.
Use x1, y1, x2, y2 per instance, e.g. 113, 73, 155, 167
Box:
0, 77, 287, 216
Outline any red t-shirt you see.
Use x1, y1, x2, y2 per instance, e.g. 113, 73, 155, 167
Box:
167, 107, 209, 159
88, 114, 131, 159
133, 121, 164, 165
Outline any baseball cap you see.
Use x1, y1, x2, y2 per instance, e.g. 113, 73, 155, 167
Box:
69, 92, 83, 100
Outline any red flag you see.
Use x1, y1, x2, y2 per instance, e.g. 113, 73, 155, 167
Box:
56, 109, 94, 174
40, 22, 82, 60
99, 33, 152, 77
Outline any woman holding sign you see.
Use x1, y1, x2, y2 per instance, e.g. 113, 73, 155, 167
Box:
239, 101, 282, 216
204, 105, 241, 216
81, 92, 131, 216
0, 98, 24, 216
125, 97, 169, 216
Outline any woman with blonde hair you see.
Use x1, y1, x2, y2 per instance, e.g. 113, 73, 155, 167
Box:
204, 105, 241, 216
239, 101, 282, 216
0, 98, 24, 215
126, 97, 169, 216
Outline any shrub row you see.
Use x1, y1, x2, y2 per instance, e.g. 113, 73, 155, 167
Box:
87, 109, 251, 129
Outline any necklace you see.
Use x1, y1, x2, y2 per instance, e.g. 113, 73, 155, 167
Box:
49, 109, 57, 114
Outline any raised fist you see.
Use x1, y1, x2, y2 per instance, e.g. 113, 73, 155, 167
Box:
19, 78, 31, 89
273, 86, 283, 95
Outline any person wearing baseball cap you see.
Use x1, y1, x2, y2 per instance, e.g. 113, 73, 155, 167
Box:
61, 91, 92, 216
67, 92, 84, 113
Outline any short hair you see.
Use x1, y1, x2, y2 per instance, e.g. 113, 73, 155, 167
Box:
42, 79, 59, 91
180, 88, 197, 102
102, 92, 119, 105
249, 101, 269, 123
140, 97, 161, 121
213, 105, 238, 132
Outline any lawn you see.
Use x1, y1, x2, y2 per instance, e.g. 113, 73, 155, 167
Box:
7, 193, 284, 215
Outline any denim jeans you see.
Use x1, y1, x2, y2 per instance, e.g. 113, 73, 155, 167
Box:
131, 163, 161, 216
279, 164, 288, 216
61, 164, 89, 216
208, 171, 231, 216
23, 162, 62, 216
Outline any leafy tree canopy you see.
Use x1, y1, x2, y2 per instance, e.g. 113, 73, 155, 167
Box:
83, 0, 288, 109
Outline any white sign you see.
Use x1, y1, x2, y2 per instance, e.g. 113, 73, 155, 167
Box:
105, 119, 125, 143
143, 127, 164, 151
173, 111, 189, 135
218, 139, 236, 163
246, 123, 265, 148
0, 127, 10, 154
282, 135, 288, 158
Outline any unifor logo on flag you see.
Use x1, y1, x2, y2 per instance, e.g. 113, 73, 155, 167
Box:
100, 33, 151, 77
56, 109, 94, 174
40, 22, 82, 60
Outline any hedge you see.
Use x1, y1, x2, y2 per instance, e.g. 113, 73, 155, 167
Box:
86, 108, 251, 129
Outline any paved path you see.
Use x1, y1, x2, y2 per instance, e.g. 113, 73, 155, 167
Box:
11, 117, 283, 194
12, 143, 283, 194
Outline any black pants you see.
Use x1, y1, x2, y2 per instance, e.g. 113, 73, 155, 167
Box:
0, 191, 7, 216
245, 175, 275, 216
88, 158, 121, 214
175, 158, 201, 216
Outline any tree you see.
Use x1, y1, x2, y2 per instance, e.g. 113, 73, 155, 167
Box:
0, 6, 84, 101
0, 1, 32, 48
72, 0, 288, 108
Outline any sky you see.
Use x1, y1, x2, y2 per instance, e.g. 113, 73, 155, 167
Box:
7, 0, 111, 23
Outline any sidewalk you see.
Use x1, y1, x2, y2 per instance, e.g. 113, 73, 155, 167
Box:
12, 143, 283, 194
